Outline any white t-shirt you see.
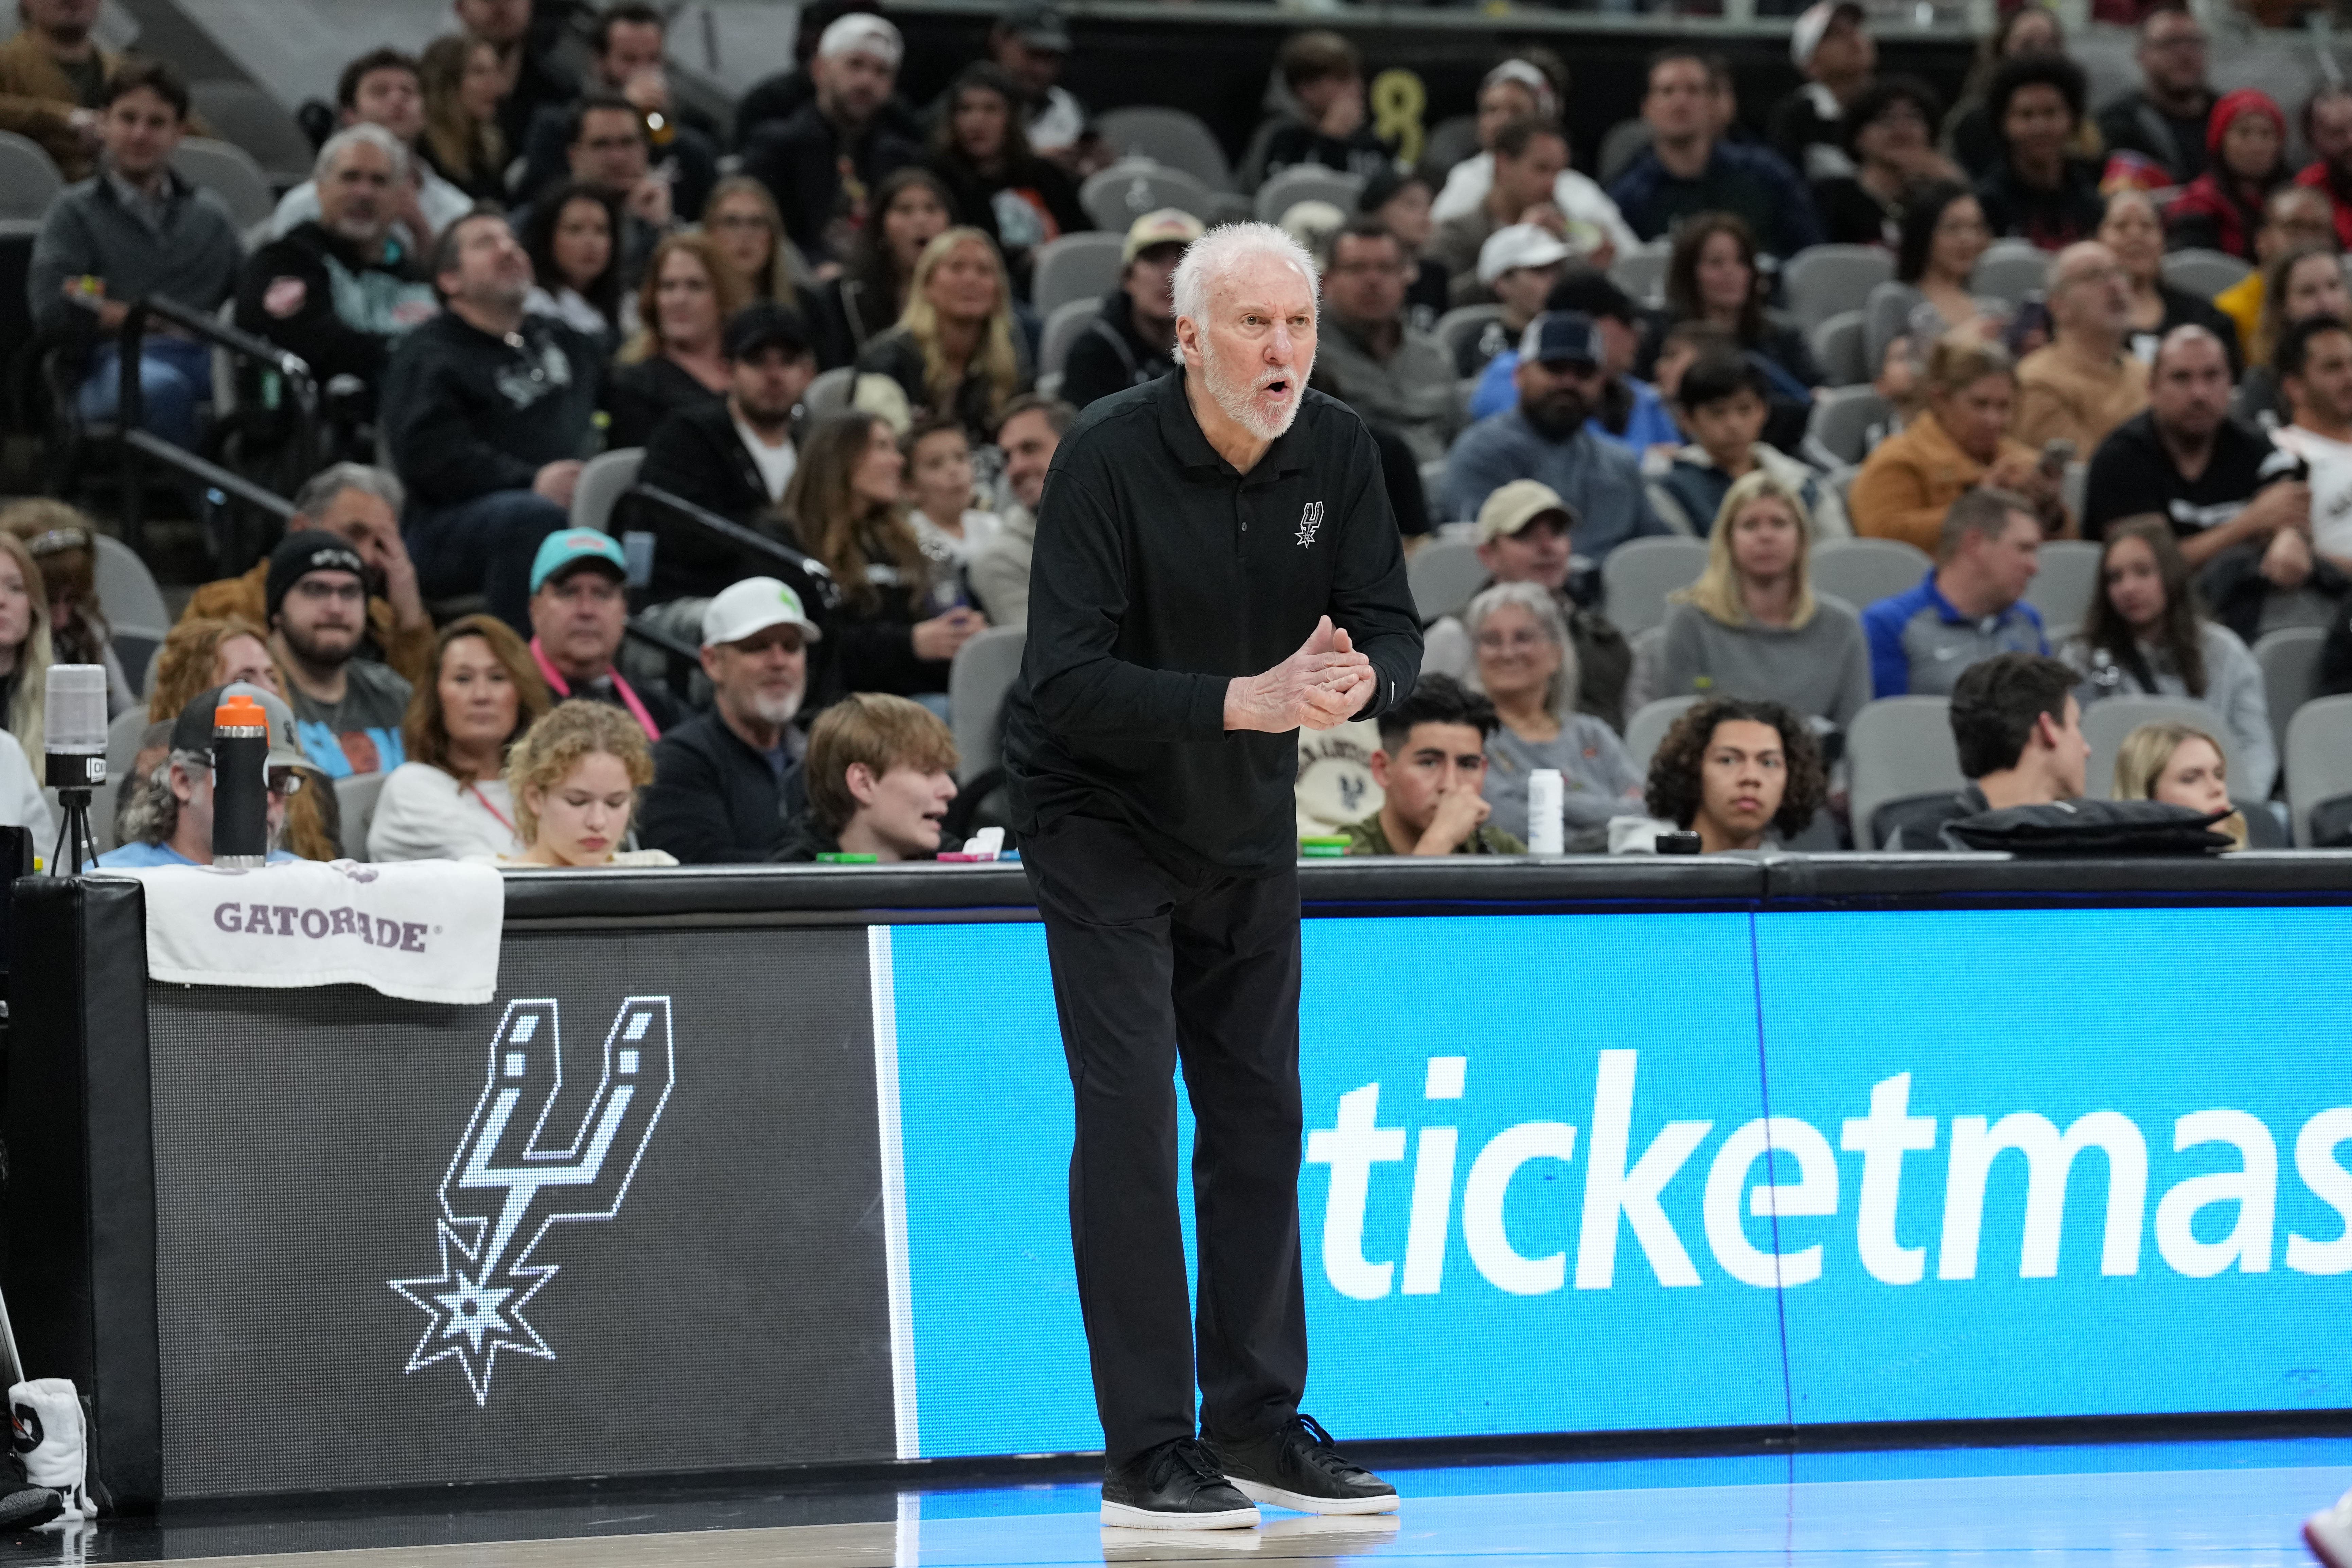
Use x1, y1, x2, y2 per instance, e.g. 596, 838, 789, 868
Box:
0, 730, 54, 855
912, 508, 1004, 568
1428, 153, 1641, 258
734, 416, 798, 502
2274, 424, 2352, 560
367, 763, 524, 863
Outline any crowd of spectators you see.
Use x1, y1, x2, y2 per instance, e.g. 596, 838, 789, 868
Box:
13, 0, 2352, 870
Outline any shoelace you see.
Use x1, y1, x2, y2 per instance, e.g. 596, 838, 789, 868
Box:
1286, 1414, 1369, 1481
1146, 1437, 1229, 1495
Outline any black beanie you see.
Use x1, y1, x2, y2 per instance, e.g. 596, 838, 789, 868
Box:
264, 531, 367, 624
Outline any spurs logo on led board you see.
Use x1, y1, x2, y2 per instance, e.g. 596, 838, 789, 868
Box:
390, 997, 675, 1405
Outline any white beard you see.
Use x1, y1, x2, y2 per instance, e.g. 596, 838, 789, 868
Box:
1201, 338, 1303, 442
746, 688, 803, 728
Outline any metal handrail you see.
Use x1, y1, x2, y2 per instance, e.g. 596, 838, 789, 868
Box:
625, 482, 841, 611
115, 292, 321, 560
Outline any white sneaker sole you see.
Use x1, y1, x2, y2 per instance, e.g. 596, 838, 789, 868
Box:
1230, 1478, 1400, 1515
1100, 1498, 1262, 1530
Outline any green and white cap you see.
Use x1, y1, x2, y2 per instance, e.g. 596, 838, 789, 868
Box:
701, 577, 823, 648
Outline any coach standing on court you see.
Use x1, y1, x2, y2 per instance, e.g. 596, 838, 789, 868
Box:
1002, 222, 1421, 1531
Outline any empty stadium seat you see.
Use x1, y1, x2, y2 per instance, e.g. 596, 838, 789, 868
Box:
1407, 538, 1486, 622
2159, 248, 2250, 299
2286, 693, 2352, 844
1622, 622, 1664, 713
1846, 695, 1962, 849
171, 138, 276, 230
1597, 119, 1652, 184
336, 771, 387, 862
804, 366, 854, 416
1609, 243, 1670, 308
2080, 694, 2241, 802
1096, 106, 1232, 191
0, 131, 62, 220
1809, 310, 1868, 388
1601, 536, 1708, 636
1422, 115, 1481, 176
1803, 386, 1892, 469
1810, 537, 1930, 612
1970, 242, 2049, 307
93, 533, 171, 635
1039, 297, 1102, 379
2255, 626, 2328, 760
1783, 246, 1894, 335
189, 81, 316, 191
2024, 538, 2101, 637
1080, 161, 1214, 231
1433, 305, 1504, 368
1624, 695, 1699, 776
571, 447, 643, 535
949, 625, 1026, 785
1862, 281, 1923, 376
1030, 231, 1125, 318
1253, 165, 1363, 224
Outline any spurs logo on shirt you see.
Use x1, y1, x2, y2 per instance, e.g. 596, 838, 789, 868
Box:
1296, 501, 1324, 548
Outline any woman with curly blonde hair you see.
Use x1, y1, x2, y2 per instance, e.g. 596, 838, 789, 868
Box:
496, 699, 676, 867
852, 227, 1032, 440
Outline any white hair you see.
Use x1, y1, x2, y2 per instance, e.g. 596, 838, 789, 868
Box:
314, 120, 410, 185
1169, 221, 1319, 367
1463, 580, 1580, 721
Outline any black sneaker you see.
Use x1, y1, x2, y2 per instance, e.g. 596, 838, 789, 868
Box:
1101, 1437, 1261, 1530
1205, 1414, 1398, 1516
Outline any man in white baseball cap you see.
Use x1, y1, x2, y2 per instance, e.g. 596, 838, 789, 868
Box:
1769, 0, 1874, 181
739, 10, 922, 263
1458, 223, 1571, 375
637, 578, 824, 863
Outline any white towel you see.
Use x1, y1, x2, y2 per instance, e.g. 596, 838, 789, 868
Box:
109, 859, 505, 1004
11, 1378, 89, 1519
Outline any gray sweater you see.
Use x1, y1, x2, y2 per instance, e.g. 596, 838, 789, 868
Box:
1484, 716, 1644, 840
28, 170, 243, 341
1656, 596, 1874, 729
2062, 621, 2276, 798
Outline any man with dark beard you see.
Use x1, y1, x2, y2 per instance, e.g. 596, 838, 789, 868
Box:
264, 531, 415, 779
1441, 310, 1669, 560
1002, 222, 1419, 1530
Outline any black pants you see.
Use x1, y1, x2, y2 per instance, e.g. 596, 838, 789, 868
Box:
1022, 813, 1308, 1468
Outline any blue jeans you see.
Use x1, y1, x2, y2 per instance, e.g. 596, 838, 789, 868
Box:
77, 338, 211, 451
406, 489, 570, 632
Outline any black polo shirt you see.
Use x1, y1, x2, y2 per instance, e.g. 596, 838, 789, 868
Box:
2082, 411, 2297, 542
1003, 368, 1423, 872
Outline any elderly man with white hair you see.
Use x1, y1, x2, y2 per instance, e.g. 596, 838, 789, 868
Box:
1003, 221, 1419, 1531
270, 47, 471, 247
235, 123, 441, 419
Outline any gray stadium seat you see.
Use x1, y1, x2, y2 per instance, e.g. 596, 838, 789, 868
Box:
1609, 243, 1670, 309
1039, 297, 1101, 380
1418, 458, 1449, 520
0, 131, 62, 219
1600, 536, 1708, 636
171, 137, 276, 230
1434, 304, 1504, 367
1970, 242, 2049, 307
93, 533, 170, 636
189, 81, 316, 190
1863, 280, 1924, 375
2255, 625, 2327, 761
1810, 310, 1868, 388
336, 770, 387, 862
1597, 119, 1652, 184
1097, 106, 1232, 191
2286, 693, 2352, 844
2080, 694, 2241, 803
804, 365, 854, 416
949, 624, 1026, 785
1422, 115, 1481, 176
1407, 538, 1486, 622
1783, 245, 1894, 334
1081, 161, 1214, 231
1803, 387, 1892, 469
1846, 695, 1962, 849
570, 447, 642, 534
2024, 538, 2102, 638
1030, 231, 1125, 318
1622, 621, 1664, 712
1809, 537, 1930, 612
2159, 248, 2251, 300
1624, 695, 1699, 777
1253, 165, 1364, 225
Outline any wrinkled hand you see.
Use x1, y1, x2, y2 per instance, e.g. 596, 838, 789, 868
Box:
1225, 615, 1375, 733
1415, 786, 1491, 856
912, 605, 987, 662
533, 459, 584, 508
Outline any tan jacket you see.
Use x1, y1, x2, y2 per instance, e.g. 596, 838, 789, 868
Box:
0, 30, 112, 183
1848, 409, 2038, 556
2013, 343, 2149, 457
180, 560, 438, 691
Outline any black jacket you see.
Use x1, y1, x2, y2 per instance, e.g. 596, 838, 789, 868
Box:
1975, 157, 2107, 252
607, 354, 724, 450
636, 394, 774, 530
629, 400, 834, 617
1060, 287, 1175, 410
2082, 410, 2290, 541
518, 105, 718, 218
2200, 540, 2352, 650
924, 149, 1087, 260
234, 222, 435, 410
638, 708, 809, 864
740, 102, 921, 262
2095, 90, 2212, 186
733, 69, 923, 152
854, 326, 1033, 442
1002, 370, 1423, 871
380, 311, 604, 510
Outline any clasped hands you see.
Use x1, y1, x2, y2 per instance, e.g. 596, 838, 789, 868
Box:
1224, 616, 1376, 733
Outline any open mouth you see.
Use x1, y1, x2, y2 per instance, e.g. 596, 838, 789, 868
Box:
1257, 376, 1293, 401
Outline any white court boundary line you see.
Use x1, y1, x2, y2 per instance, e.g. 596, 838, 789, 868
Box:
868, 926, 919, 1460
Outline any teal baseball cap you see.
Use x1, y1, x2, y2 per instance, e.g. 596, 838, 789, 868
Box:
529, 528, 628, 594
